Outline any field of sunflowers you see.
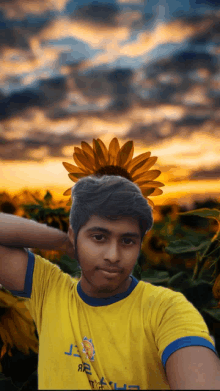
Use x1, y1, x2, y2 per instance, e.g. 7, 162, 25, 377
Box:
0, 189, 220, 391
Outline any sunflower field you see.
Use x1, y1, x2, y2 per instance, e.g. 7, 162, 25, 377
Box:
0, 189, 220, 390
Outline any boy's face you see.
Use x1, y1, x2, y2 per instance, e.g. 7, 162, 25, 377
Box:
68, 215, 142, 298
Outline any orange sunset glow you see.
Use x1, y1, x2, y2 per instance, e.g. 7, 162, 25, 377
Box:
0, 0, 219, 209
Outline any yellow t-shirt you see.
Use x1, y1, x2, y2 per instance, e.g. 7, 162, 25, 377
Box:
9, 250, 218, 390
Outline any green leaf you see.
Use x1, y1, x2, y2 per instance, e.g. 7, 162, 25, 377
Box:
165, 239, 210, 254
44, 191, 52, 203
58, 255, 80, 275
141, 269, 169, 284
179, 208, 220, 241
202, 308, 220, 323
30, 194, 44, 207
168, 271, 190, 289
132, 263, 142, 280
179, 208, 220, 222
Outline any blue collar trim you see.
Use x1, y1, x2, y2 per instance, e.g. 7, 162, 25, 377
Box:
77, 275, 139, 307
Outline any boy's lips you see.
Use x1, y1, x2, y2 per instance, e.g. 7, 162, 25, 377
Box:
99, 267, 122, 273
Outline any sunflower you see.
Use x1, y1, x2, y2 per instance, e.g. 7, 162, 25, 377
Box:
62, 137, 164, 208
0, 288, 38, 362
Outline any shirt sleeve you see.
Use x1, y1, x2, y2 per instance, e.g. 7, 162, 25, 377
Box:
149, 285, 219, 372
8, 250, 75, 335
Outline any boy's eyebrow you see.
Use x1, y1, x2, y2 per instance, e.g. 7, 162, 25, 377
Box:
85, 226, 140, 239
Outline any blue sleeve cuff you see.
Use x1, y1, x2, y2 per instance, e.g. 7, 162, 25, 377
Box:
9, 250, 35, 298
162, 336, 220, 371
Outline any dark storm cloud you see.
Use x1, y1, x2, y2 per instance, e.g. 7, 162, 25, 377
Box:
0, 131, 89, 161
190, 0, 220, 7
0, 0, 219, 162
172, 51, 217, 73
0, 90, 45, 120
175, 115, 211, 128
126, 121, 176, 144
190, 19, 220, 45
107, 69, 133, 112
51, 67, 134, 114
126, 114, 219, 144
71, 1, 120, 26
0, 76, 67, 120
189, 166, 220, 180
0, 12, 50, 50
146, 50, 217, 78
38, 77, 67, 104
0, 18, 29, 49
73, 69, 113, 97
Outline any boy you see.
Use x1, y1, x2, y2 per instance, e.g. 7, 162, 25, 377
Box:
0, 175, 219, 390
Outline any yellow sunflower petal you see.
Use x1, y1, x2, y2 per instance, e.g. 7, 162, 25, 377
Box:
117, 140, 134, 167
0, 298, 39, 357
80, 149, 97, 170
81, 141, 95, 158
68, 173, 88, 182
73, 152, 95, 172
125, 152, 151, 172
62, 162, 88, 174
140, 181, 165, 188
0, 344, 7, 359
108, 137, 120, 165
97, 138, 109, 163
147, 198, 155, 208
93, 139, 107, 170
13, 301, 35, 323
7, 315, 28, 354
129, 157, 150, 176
0, 325, 8, 348
0, 290, 16, 304
0, 317, 13, 351
140, 187, 156, 197
148, 188, 163, 196
12, 311, 38, 354
74, 146, 94, 165
73, 146, 81, 153
63, 187, 72, 196
132, 157, 158, 181
74, 147, 96, 171
66, 197, 72, 206
62, 137, 164, 208
134, 170, 161, 185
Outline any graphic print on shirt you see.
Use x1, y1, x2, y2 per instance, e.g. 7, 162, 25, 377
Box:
82, 336, 96, 361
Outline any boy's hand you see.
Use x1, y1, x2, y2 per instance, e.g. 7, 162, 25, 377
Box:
56, 236, 75, 259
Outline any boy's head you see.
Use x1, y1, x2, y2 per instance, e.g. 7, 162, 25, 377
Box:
67, 174, 153, 297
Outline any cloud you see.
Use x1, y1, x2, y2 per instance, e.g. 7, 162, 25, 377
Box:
0, 76, 68, 120
0, 0, 68, 18
0, 0, 219, 176
189, 166, 220, 180
72, 1, 120, 26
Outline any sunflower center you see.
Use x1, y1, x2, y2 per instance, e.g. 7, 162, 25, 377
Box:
95, 165, 132, 181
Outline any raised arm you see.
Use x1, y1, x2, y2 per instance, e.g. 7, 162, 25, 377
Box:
0, 212, 68, 249
0, 213, 73, 291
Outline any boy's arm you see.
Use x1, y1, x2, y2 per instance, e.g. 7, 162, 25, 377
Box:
0, 213, 74, 291
0, 212, 68, 250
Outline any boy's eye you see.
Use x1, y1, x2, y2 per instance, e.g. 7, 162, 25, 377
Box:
92, 235, 135, 245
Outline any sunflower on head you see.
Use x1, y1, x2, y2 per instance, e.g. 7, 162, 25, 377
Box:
62, 137, 164, 208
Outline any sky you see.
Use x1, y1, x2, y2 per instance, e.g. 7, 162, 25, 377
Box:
0, 0, 220, 208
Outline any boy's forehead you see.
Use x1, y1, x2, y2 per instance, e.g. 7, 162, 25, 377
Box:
84, 214, 140, 230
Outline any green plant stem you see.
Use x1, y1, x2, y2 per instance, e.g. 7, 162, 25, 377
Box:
192, 242, 213, 280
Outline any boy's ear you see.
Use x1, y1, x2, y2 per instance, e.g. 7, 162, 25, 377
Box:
68, 225, 75, 246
